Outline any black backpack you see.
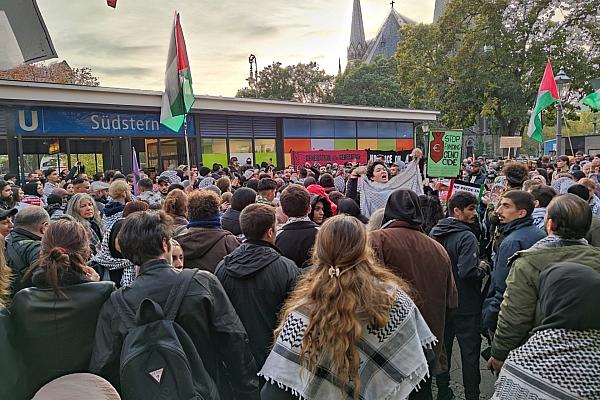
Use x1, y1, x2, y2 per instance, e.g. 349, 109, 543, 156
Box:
111, 268, 220, 400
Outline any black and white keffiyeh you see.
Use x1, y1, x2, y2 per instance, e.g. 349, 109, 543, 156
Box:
492, 329, 600, 400
358, 160, 423, 218
259, 288, 436, 400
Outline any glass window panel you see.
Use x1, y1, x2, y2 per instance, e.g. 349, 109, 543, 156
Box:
378, 122, 396, 138
357, 121, 378, 138
335, 139, 356, 150
334, 120, 356, 138
283, 119, 310, 137
201, 138, 227, 167
255, 139, 277, 166
310, 119, 334, 138
397, 122, 414, 138
229, 139, 253, 166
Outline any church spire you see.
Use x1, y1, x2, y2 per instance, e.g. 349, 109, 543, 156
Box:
348, 0, 367, 62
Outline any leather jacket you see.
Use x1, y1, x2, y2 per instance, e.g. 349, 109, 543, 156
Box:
89, 259, 259, 400
10, 270, 115, 398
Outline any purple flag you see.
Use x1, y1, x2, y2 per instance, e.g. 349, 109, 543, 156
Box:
132, 147, 141, 196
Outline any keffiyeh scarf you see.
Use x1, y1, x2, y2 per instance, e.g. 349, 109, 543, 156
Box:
531, 235, 587, 249
492, 329, 600, 400
90, 221, 136, 287
358, 160, 423, 218
259, 288, 436, 400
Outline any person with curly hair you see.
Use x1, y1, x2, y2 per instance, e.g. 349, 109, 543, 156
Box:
162, 189, 189, 237
260, 215, 436, 400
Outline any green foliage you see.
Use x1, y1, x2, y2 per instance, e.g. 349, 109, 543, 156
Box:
236, 61, 334, 103
332, 56, 408, 108
396, 0, 600, 137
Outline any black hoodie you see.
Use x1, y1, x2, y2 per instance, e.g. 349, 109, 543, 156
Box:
430, 218, 486, 316
215, 240, 301, 368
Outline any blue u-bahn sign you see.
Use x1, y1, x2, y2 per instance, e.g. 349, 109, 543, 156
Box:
14, 107, 194, 136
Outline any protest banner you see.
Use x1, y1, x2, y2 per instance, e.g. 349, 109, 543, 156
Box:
447, 179, 484, 202
427, 130, 463, 178
366, 150, 412, 165
291, 150, 367, 168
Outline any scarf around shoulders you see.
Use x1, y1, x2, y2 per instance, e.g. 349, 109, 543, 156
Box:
358, 160, 423, 219
259, 287, 436, 400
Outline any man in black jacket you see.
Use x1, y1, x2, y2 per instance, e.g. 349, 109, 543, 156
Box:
89, 211, 259, 400
430, 192, 487, 400
275, 184, 319, 268
216, 203, 300, 369
6, 206, 49, 296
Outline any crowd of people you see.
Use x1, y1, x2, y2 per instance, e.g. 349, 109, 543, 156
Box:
0, 150, 598, 400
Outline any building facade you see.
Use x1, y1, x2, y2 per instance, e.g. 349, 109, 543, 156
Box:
0, 80, 438, 178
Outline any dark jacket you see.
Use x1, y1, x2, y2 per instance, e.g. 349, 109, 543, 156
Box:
92, 195, 108, 213
6, 228, 42, 295
89, 259, 259, 400
0, 307, 26, 400
370, 220, 458, 375
102, 200, 124, 218
178, 227, 241, 273
275, 220, 319, 268
482, 217, 545, 332
430, 218, 486, 316
215, 240, 301, 368
10, 270, 114, 398
585, 215, 600, 246
222, 208, 242, 236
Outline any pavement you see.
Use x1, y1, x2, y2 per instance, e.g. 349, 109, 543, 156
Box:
431, 338, 497, 400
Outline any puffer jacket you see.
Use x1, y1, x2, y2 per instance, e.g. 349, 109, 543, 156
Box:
10, 269, 115, 398
482, 217, 545, 332
492, 244, 600, 361
89, 260, 259, 400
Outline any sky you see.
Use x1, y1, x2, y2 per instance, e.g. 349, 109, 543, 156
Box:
37, 0, 435, 97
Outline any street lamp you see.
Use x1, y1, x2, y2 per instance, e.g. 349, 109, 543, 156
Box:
421, 123, 430, 158
555, 68, 571, 156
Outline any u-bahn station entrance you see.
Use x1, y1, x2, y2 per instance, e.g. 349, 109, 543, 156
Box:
0, 80, 438, 178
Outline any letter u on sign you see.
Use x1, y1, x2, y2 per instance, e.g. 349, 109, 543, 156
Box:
18, 110, 39, 132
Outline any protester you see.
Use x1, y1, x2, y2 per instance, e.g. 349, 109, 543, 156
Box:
482, 191, 545, 334
259, 214, 436, 400
336, 198, 368, 223
308, 193, 332, 226
0, 180, 15, 210
102, 180, 129, 231
276, 185, 319, 268
370, 189, 457, 399
306, 184, 337, 214
170, 239, 184, 270
430, 192, 487, 400
42, 169, 61, 200
66, 193, 103, 256
22, 182, 44, 207
162, 188, 189, 237
257, 178, 277, 205
136, 177, 162, 207
491, 263, 600, 400
576, 177, 600, 215
6, 206, 49, 295
178, 190, 240, 272
366, 207, 385, 231
488, 194, 600, 374
419, 194, 445, 235
72, 178, 90, 194
0, 208, 17, 238
221, 187, 255, 236
11, 219, 112, 398
89, 210, 259, 398
346, 149, 423, 217
216, 203, 301, 370
528, 185, 557, 230
90, 181, 110, 212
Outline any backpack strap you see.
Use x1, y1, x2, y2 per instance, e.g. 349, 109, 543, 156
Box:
111, 290, 137, 330
164, 268, 198, 321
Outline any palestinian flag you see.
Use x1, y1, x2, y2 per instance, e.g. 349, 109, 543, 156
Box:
582, 89, 600, 111
527, 63, 559, 144
160, 12, 195, 133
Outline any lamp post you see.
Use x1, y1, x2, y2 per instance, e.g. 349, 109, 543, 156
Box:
555, 69, 571, 156
421, 123, 430, 158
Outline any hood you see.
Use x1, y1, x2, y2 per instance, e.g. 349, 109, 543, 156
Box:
221, 240, 281, 278
499, 216, 534, 236
383, 189, 423, 226
306, 184, 337, 214
103, 201, 125, 217
222, 208, 240, 223
430, 218, 472, 239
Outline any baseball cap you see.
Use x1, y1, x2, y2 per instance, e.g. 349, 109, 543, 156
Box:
90, 181, 110, 192
157, 176, 170, 184
0, 208, 17, 220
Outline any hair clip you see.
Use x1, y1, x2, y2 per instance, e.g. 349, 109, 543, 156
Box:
328, 266, 340, 278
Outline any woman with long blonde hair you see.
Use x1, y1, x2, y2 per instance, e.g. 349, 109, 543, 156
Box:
259, 214, 436, 400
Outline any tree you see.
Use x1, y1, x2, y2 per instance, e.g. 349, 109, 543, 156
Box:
396, 0, 600, 137
0, 61, 100, 86
332, 56, 408, 108
236, 61, 334, 103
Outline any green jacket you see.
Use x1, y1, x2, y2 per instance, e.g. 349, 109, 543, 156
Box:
491, 244, 600, 361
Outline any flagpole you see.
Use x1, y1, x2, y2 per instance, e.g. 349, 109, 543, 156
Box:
183, 114, 192, 173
